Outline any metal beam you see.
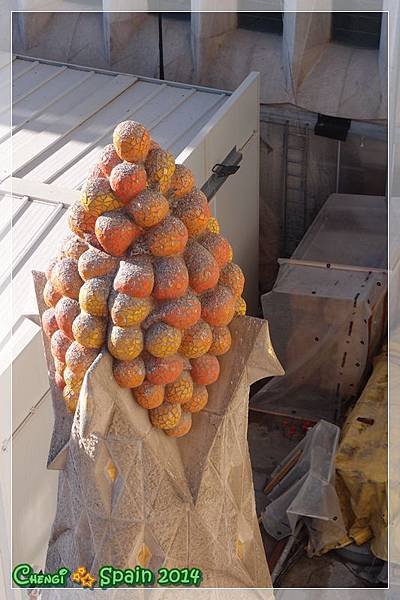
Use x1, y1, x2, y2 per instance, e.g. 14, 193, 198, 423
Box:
201, 146, 243, 203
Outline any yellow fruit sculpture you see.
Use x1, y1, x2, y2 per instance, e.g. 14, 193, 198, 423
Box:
42, 120, 246, 438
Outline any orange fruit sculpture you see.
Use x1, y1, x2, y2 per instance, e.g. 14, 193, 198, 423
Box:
80, 177, 123, 217
67, 201, 97, 238
95, 211, 142, 256
55, 297, 80, 339
164, 411, 192, 437
42, 119, 246, 437
109, 162, 147, 203
42, 308, 59, 339
126, 189, 169, 228
145, 147, 175, 194
165, 371, 194, 404
169, 164, 195, 199
98, 143, 121, 177
173, 188, 211, 237
113, 356, 146, 388
152, 256, 188, 301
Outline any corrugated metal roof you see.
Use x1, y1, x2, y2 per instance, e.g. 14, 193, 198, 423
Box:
1, 55, 229, 185
0, 193, 68, 360
0, 56, 232, 369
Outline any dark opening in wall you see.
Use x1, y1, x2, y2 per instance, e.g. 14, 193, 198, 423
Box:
238, 12, 283, 34
159, 12, 191, 21
331, 12, 382, 49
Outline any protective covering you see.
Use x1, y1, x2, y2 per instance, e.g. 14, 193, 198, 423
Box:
34, 273, 284, 589
13, 12, 387, 122
251, 194, 387, 422
390, 326, 400, 570
260, 420, 347, 557
328, 348, 388, 560
261, 347, 388, 561
291, 194, 387, 269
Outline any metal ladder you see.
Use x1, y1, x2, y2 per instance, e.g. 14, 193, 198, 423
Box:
282, 123, 310, 257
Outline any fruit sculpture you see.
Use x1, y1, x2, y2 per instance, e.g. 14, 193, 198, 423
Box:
42, 120, 246, 438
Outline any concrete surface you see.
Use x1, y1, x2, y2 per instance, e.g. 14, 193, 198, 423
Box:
278, 553, 371, 588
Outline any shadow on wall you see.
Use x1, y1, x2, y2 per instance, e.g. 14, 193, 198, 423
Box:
12, 12, 194, 82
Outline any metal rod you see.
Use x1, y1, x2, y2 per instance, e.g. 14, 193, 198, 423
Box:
158, 14, 165, 80
303, 126, 309, 232
271, 522, 303, 584
336, 139, 341, 193
282, 121, 289, 256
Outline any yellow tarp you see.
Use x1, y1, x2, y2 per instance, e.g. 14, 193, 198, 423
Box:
322, 348, 388, 559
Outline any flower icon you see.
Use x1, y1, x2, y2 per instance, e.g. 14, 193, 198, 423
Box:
71, 566, 96, 588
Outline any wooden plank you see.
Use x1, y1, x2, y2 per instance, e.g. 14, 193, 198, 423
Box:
11, 69, 94, 133
9, 73, 137, 173
6, 61, 231, 187
278, 257, 387, 275
0, 192, 28, 217
250, 403, 333, 423
146, 89, 197, 131
0, 59, 32, 90
263, 449, 303, 495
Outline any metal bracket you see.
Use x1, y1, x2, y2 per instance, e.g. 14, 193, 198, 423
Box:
201, 146, 242, 202
212, 163, 240, 177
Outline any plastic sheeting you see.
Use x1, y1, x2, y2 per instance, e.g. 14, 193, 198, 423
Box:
251, 194, 387, 423
291, 194, 387, 270
261, 420, 347, 557
328, 348, 388, 560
